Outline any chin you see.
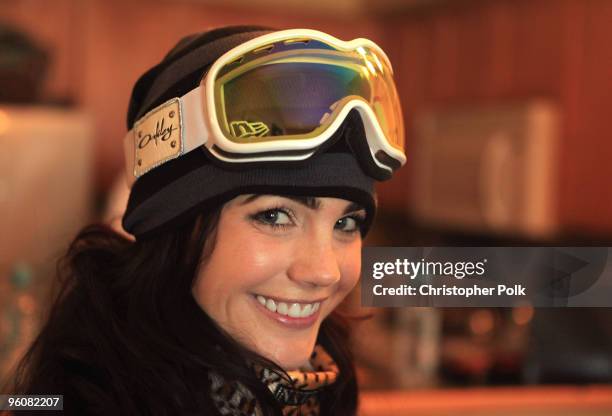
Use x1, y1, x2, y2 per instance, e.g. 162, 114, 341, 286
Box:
275, 353, 312, 371
258, 336, 317, 370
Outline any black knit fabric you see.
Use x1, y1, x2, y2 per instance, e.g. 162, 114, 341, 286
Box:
127, 26, 275, 128
122, 26, 379, 239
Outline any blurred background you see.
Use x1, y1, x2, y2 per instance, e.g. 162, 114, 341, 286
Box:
1, 0, 612, 415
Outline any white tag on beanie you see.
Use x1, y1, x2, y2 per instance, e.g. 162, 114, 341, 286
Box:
132, 98, 183, 178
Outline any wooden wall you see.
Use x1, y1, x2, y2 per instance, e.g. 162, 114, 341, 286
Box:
375, 0, 612, 235
2, 0, 611, 235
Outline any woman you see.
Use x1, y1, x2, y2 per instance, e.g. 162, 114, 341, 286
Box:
6, 25, 405, 415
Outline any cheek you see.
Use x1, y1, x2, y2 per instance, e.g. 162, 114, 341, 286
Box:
216, 216, 291, 276
340, 245, 362, 291
322, 246, 362, 316
192, 224, 291, 319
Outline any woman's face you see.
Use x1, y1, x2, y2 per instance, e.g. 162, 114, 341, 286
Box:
192, 194, 366, 370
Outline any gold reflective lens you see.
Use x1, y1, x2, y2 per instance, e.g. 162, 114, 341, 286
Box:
213, 38, 404, 154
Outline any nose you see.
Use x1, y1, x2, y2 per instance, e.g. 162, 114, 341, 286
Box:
287, 233, 342, 288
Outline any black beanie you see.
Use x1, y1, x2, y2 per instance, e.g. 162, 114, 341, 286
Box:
122, 26, 378, 239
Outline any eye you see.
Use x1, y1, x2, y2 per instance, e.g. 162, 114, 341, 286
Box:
251, 207, 294, 230
336, 214, 366, 235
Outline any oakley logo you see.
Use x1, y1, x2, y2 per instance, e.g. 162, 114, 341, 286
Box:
137, 117, 178, 149
230, 120, 270, 138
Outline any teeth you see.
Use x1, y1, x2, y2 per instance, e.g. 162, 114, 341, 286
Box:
255, 295, 321, 318
277, 302, 288, 315
265, 298, 277, 313
300, 304, 313, 318
288, 303, 301, 318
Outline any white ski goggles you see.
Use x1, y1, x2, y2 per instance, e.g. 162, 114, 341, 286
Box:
123, 29, 406, 187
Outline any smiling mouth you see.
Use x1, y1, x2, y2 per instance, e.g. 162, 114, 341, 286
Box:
253, 294, 321, 319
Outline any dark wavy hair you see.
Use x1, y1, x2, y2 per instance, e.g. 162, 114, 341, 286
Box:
4, 203, 359, 415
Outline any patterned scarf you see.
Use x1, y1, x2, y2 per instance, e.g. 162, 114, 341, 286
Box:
209, 344, 339, 416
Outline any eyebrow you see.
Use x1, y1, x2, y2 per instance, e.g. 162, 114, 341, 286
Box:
240, 194, 365, 215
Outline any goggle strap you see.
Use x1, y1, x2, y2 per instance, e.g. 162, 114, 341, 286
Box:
182, 85, 209, 153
